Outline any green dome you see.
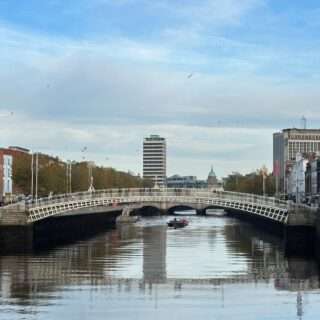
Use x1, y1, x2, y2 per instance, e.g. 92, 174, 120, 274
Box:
208, 166, 216, 177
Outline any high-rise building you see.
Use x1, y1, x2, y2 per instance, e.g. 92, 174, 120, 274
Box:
273, 128, 320, 194
143, 135, 166, 187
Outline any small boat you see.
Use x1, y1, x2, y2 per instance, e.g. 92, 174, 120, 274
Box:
167, 218, 189, 228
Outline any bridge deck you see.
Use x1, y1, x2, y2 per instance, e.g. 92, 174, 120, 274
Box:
24, 188, 291, 224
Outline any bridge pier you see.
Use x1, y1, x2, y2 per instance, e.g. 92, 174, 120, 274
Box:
0, 202, 28, 226
0, 202, 34, 253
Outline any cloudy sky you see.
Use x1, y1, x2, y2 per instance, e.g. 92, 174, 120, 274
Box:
1, 0, 320, 179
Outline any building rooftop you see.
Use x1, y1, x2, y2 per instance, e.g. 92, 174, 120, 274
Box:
8, 146, 30, 153
282, 128, 320, 133
144, 135, 165, 141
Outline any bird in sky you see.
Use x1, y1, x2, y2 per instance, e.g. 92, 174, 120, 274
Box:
187, 73, 193, 79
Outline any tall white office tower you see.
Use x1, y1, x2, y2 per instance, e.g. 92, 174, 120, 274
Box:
143, 135, 167, 187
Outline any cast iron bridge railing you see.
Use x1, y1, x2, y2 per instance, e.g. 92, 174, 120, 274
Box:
25, 188, 293, 224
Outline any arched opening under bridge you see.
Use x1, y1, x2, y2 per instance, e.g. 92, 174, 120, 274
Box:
167, 205, 198, 216
203, 205, 229, 216
138, 206, 163, 216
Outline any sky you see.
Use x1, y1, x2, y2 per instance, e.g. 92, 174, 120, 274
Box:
0, 0, 320, 179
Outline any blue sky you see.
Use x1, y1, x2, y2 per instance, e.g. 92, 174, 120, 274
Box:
0, 0, 320, 179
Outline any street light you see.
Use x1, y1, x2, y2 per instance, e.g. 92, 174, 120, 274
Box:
261, 166, 268, 197
30, 151, 39, 203
88, 161, 95, 192
66, 160, 72, 194
81, 146, 95, 191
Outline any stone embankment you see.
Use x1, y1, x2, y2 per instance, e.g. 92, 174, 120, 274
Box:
0, 202, 28, 226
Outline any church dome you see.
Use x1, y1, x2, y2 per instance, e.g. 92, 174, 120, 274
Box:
208, 166, 216, 178
207, 165, 218, 187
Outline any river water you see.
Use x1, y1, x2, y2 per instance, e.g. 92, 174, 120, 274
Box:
0, 214, 320, 319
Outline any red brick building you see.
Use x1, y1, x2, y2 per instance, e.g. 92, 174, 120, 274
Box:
0, 146, 30, 200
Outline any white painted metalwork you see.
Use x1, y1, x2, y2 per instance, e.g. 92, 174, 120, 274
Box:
25, 188, 293, 224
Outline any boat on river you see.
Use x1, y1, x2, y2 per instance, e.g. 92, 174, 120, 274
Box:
167, 218, 189, 229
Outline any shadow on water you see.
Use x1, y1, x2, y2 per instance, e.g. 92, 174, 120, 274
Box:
1, 214, 320, 319
0, 211, 121, 254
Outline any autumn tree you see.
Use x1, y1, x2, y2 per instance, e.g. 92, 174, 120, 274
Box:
12, 153, 151, 197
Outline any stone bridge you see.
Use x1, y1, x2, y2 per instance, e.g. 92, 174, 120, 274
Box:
0, 188, 316, 227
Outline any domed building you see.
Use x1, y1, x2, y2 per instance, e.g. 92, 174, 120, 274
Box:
207, 166, 222, 190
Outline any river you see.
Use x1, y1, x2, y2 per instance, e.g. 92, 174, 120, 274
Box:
0, 214, 320, 319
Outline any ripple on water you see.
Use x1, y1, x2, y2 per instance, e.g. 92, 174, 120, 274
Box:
0, 215, 319, 320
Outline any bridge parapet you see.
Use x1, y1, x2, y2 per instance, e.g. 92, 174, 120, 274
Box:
26, 188, 288, 210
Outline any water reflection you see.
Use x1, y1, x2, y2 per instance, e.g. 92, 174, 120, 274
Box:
0, 216, 320, 319
143, 225, 167, 283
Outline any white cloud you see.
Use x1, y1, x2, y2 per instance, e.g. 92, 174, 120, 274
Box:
1, 12, 320, 178
0, 111, 275, 178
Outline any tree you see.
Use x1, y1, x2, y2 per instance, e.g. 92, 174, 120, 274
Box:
224, 167, 275, 196
12, 153, 151, 197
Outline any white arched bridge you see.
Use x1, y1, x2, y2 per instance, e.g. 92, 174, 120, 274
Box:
21, 188, 315, 226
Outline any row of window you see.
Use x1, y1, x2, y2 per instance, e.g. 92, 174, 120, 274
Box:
143, 166, 166, 169
143, 145, 166, 148
143, 161, 165, 164
288, 141, 320, 160
288, 142, 320, 149
289, 135, 320, 140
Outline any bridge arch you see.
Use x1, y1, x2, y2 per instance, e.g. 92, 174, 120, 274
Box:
167, 205, 198, 215
203, 205, 229, 215
138, 205, 163, 216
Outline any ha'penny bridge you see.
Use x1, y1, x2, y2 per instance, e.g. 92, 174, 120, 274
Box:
0, 188, 316, 227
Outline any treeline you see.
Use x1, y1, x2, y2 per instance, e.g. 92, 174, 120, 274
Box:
12, 153, 152, 197
223, 168, 275, 196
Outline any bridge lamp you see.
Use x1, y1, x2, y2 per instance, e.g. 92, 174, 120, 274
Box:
88, 161, 95, 192
261, 167, 268, 197
30, 151, 39, 203
65, 160, 72, 194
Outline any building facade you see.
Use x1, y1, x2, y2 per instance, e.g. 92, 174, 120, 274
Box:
0, 146, 30, 202
207, 166, 218, 188
166, 175, 207, 188
143, 135, 166, 187
305, 157, 320, 206
286, 153, 308, 203
273, 128, 320, 195
0, 154, 13, 201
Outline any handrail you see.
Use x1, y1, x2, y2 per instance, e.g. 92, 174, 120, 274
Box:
25, 188, 290, 210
